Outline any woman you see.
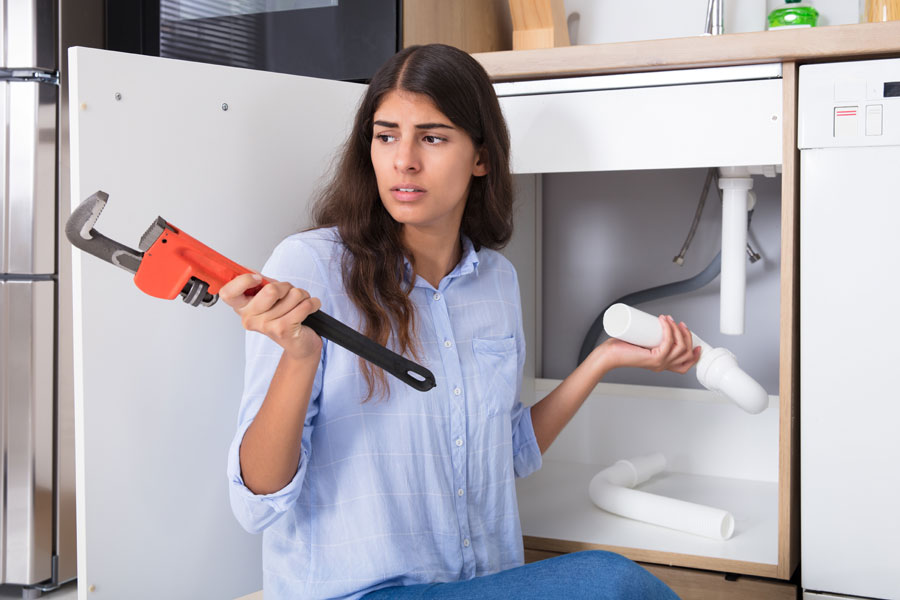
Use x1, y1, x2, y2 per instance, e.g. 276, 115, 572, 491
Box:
221, 43, 697, 600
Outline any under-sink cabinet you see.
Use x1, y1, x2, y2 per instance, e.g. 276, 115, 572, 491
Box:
496, 63, 799, 582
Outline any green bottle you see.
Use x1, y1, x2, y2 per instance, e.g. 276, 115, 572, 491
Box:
767, 0, 819, 29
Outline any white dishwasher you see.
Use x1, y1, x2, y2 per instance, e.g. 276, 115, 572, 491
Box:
799, 58, 900, 600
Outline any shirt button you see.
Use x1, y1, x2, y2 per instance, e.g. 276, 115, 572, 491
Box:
444, 340, 453, 348
433, 292, 441, 301
455, 438, 463, 447
453, 387, 462, 396
463, 538, 470, 547
458, 488, 465, 497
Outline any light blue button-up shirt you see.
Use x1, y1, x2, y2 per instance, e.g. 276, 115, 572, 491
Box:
227, 227, 542, 600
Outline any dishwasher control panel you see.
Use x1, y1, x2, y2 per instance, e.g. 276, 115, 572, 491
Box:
799, 58, 900, 149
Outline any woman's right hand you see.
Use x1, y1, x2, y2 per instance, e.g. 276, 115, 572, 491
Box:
219, 273, 323, 361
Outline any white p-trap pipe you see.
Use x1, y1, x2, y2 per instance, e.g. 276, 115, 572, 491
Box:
588, 453, 735, 540
602, 303, 768, 414
718, 175, 754, 335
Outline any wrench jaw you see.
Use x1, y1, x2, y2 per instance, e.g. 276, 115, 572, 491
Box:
138, 217, 174, 252
135, 216, 219, 307
65, 191, 144, 274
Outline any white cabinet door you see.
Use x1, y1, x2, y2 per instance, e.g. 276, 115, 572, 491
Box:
68, 47, 364, 600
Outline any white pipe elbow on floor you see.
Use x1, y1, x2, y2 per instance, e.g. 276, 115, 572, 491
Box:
602, 303, 768, 414
718, 175, 754, 335
588, 453, 735, 540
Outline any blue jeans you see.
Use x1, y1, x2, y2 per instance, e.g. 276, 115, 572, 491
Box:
361, 550, 680, 599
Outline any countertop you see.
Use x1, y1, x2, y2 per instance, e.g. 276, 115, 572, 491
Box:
472, 21, 900, 81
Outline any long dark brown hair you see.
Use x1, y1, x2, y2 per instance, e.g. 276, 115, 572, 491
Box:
312, 44, 513, 400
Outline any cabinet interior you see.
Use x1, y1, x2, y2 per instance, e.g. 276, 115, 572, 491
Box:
505, 166, 785, 573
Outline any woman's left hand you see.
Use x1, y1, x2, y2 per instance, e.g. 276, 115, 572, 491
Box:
596, 314, 700, 375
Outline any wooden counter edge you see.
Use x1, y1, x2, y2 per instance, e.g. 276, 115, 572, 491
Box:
473, 21, 900, 81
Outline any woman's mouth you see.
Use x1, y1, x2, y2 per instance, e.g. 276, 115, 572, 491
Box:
390, 185, 426, 201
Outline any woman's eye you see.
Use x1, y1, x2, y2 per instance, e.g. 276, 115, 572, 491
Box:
376, 133, 396, 143
423, 135, 446, 144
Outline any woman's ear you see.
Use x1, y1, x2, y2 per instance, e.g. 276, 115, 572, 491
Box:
473, 147, 490, 177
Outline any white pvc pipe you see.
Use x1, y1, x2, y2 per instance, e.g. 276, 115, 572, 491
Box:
718, 176, 754, 335
603, 302, 713, 354
588, 453, 735, 540
603, 303, 768, 414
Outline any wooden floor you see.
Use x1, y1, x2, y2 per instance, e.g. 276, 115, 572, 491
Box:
644, 564, 796, 600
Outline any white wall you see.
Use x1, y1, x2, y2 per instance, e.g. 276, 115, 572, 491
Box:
564, 0, 861, 45
540, 168, 783, 394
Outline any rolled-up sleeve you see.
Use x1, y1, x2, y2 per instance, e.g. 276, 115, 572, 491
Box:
509, 268, 541, 479
511, 405, 541, 478
226, 236, 330, 533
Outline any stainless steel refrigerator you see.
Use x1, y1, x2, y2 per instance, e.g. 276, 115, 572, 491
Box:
1, 0, 101, 593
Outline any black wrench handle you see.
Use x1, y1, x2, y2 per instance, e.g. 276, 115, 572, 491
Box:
302, 310, 436, 392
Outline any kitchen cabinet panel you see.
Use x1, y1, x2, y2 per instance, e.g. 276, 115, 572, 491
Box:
498, 68, 783, 174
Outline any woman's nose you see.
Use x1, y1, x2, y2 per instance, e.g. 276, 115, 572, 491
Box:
394, 139, 421, 172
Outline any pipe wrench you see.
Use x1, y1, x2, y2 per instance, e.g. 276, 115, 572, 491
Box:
65, 191, 436, 392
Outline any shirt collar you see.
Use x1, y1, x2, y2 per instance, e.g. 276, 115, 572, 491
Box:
455, 234, 480, 277
403, 234, 480, 287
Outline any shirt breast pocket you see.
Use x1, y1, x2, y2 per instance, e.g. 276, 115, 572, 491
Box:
471, 336, 518, 417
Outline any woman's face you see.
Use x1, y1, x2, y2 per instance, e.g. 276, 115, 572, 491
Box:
371, 90, 487, 236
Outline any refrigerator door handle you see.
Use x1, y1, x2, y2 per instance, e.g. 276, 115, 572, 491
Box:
1, 77, 57, 275
0, 68, 59, 84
